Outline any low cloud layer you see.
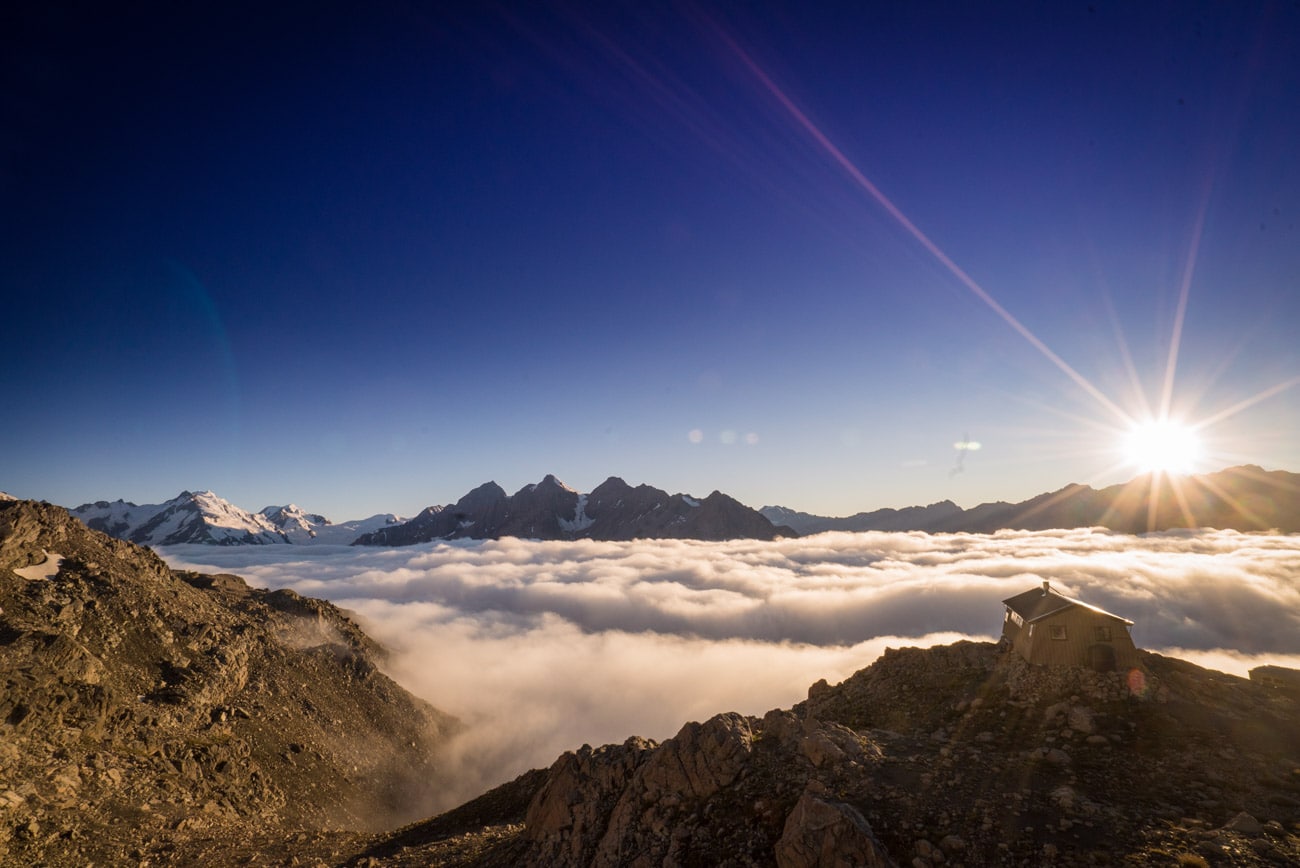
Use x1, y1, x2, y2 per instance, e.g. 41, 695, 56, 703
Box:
162, 528, 1300, 807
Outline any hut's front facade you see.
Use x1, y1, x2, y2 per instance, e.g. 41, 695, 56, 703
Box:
1249, 665, 1300, 693
1001, 581, 1139, 671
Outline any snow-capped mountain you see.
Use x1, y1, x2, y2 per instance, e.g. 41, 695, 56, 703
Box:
74, 491, 288, 546
258, 503, 328, 542
72, 492, 405, 547
258, 503, 404, 545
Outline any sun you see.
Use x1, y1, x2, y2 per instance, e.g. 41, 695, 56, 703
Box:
1121, 418, 1204, 475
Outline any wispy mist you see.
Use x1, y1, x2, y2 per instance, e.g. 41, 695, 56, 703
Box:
162, 528, 1300, 806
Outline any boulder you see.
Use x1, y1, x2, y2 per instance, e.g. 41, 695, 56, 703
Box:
774, 789, 895, 868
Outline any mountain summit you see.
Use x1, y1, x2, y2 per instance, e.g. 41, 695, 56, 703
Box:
73, 490, 289, 545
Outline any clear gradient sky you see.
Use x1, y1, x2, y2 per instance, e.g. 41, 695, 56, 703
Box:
4, 1, 1298, 520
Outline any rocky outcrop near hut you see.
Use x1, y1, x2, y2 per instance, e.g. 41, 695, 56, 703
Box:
362, 641, 1300, 867
0, 499, 455, 866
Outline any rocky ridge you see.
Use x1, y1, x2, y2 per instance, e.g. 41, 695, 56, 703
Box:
359, 643, 1300, 867
66, 475, 791, 548
353, 474, 794, 545
763, 465, 1300, 535
0, 499, 455, 866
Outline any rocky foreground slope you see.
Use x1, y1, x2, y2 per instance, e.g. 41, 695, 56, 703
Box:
0, 500, 455, 866
356, 644, 1300, 867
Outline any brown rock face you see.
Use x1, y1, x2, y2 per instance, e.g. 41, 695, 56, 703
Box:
523, 737, 657, 866
631, 712, 755, 801
775, 789, 896, 868
490, 710, 887, 867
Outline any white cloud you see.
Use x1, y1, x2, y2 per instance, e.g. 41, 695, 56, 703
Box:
161, 528, 1300, 808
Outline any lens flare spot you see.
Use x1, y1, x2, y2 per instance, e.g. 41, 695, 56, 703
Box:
687, 429, 704, 444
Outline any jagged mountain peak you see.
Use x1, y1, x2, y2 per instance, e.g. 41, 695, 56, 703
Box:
354, 476, 789, 546
457, 481, 508, 506
590, 476, 632, 497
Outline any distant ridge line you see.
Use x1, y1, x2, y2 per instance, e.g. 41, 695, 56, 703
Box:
761, 465, 1300, 535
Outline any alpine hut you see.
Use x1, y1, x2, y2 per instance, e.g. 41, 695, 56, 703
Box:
1001, 581, 1138, 672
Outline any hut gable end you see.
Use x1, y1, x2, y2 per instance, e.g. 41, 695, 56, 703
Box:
1000, 581, 1138, 672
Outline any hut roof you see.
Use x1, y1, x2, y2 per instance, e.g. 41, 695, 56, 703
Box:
1002, 581, 1133, 626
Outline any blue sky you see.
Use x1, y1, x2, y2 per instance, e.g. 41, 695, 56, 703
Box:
4, 1, 1298, 520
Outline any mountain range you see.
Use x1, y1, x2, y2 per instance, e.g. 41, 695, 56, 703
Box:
71, 491, 404, 546
762, 465, 1300, 535
67, 475, 793, 548
351, 474, 790, 545
52, 464, 1300, 550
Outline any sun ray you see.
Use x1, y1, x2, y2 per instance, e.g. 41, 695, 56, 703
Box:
1166, 475, 1199, 531
1159, 174, 1214, 420
1096, 279, 1156, 422
709, 25, 1135, 430
1192, 376, 1300, 431
1189, 473, 1274, 531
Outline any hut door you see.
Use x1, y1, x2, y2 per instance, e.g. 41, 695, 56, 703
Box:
1088, 643, 1117, 673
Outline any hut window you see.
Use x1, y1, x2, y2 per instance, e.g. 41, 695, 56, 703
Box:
1094, 625, 1112, 641
1050, 625, 1067, 641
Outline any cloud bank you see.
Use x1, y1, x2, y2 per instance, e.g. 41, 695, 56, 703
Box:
162, 528, 1300, 807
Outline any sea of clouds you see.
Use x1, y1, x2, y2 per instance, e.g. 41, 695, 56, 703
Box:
161, 528, 1300, 808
